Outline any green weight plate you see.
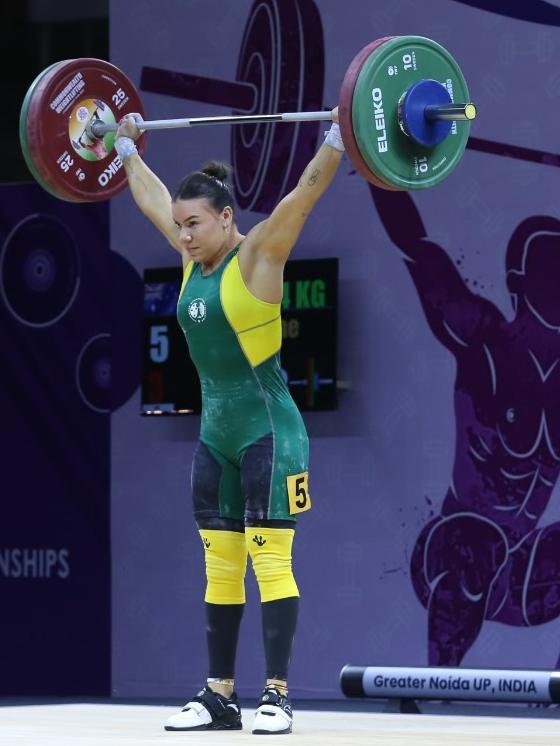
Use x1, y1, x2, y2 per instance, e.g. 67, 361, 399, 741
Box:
352, 36, 471, 189
19, 61, 75, 200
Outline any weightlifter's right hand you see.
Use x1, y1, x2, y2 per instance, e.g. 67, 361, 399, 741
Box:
116, 113, 145, 141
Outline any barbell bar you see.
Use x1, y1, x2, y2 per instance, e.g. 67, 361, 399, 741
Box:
425, 103, 477, 121
90, 112, 333, 137
90, 103, 474, 138
20, 35, 476, 202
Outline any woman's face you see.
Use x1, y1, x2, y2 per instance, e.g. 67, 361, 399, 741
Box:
172, 197, 230, 263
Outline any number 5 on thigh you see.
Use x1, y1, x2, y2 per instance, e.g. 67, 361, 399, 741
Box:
287, 472, 311, 514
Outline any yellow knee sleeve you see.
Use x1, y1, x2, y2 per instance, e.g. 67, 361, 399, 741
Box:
245, 527, 299, 602
199, 530, 247, 605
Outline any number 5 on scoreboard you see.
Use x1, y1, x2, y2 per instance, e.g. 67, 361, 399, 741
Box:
150, 325, 169, 363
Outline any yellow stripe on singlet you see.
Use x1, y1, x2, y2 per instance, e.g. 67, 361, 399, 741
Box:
178, 260, 194, 301
221, 255, 282, 367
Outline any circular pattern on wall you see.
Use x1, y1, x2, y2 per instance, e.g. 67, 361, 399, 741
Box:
0, 213, 80, 327
76, 333, 111, 413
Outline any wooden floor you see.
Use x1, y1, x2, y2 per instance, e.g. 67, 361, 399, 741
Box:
0, 703, 558, 746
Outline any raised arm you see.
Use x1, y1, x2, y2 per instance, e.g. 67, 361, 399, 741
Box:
243, 108, 344, 265
115, 116, 182, 254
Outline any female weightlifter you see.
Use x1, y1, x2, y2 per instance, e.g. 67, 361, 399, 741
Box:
114, 107, 343, 734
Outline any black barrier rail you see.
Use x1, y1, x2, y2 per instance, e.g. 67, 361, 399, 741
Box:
341, 665, 560, 705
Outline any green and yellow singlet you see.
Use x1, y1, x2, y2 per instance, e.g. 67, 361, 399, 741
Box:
177, 247, 310, 522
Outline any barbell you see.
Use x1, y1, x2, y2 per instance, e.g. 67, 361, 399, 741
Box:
19, 34, 476, 204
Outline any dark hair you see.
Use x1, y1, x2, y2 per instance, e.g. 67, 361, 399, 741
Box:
172, 160, 235, 217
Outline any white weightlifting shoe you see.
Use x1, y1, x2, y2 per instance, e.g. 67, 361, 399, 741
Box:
164, 686, 242, 731
252, 685, 293, 735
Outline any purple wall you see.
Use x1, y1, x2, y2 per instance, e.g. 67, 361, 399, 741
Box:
0, 184, 112, 695
0, 182, 142, 695
110, 0, 560, 698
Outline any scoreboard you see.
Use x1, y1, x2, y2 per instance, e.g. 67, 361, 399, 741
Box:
141, 257, 338, 414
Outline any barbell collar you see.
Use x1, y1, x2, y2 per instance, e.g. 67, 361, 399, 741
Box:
90, 110, 333, 137
424, 103, 477, 121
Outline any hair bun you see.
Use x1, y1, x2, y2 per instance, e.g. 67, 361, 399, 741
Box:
201, 160, 231, 183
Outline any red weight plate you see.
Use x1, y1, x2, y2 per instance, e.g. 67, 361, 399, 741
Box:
339, 37, 401, 191
23, 59, 107, 203
20, 61, 76, 200
25, 58, 146, 203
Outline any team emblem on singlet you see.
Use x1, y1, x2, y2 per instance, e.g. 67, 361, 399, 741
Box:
188, 298, 206, 323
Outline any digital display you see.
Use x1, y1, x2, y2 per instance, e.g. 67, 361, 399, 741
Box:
141, 258, 338, 415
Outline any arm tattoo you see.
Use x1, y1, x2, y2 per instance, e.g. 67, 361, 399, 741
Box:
307, 168, 320, 187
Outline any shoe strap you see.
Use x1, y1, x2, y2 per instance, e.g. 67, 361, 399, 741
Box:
261, 687, 286, 705
191, 687, 230, 719
260, 687, 292, 715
